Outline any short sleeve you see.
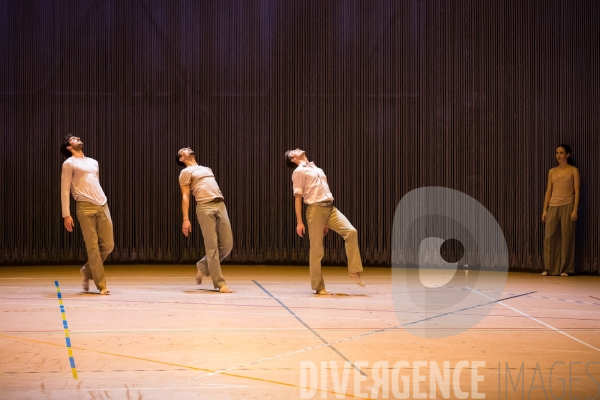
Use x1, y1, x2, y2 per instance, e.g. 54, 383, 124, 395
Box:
179, 169, 192, 186
291, 169, 304, 196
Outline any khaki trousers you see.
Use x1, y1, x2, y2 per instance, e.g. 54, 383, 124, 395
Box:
195, 200, 233, 289
76, 202, 114, 291
306, 205, 363, 291
543, 202, 576, 275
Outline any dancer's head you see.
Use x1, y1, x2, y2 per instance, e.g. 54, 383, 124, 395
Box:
177, 147, 196, 167
556, 144, 574, 166
285, 148, 306, 169
60, 135, 83, 158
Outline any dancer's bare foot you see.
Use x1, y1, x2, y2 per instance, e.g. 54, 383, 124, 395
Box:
219, 285, 231, 293
316, 289, 331, 295
349, 272, 366, 287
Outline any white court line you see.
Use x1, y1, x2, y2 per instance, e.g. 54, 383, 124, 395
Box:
0, 292, 405, 306
525, 348, 595, 353
0, 275, 396, 280
529, 295, 600, 307
473, 289, 600, 353
0, 301, 401, 324
77, 384, 251, 390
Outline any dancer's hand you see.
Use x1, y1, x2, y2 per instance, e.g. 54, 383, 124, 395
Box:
296, 222, 305, 237
571, 211, 578, 221
182, 220, 192, 236
323, 226, 329, 236
63, 216, 74, 232
541, 211, 547, 222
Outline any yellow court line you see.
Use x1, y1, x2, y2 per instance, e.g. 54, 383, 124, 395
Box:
0, 333, 364, 398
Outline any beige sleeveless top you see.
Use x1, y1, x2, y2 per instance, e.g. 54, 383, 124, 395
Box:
549, 166, 575, 207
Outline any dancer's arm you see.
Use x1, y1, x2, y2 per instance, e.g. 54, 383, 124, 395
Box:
572, 168, 580, 221
181, 185, 192, 236
541, 169, 553, 222
294, 194, 305, 237
61, 162, 75, 232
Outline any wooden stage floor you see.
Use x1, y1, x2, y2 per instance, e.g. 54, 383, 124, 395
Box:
0, 265, 599, 399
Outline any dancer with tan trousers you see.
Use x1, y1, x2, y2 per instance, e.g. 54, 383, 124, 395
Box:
541, 144, 580, 276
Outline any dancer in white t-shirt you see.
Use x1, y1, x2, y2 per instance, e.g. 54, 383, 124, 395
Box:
60, 135, 114, 295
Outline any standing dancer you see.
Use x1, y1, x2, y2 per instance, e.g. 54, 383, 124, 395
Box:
177, 147, 232, 293
285, 148, 366, 294
60, 135, 114, 295
541, 144, 580, 276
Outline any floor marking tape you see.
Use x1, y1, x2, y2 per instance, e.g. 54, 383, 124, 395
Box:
192, 286, 535, 380
253, 280, 367, 377
54, 281, 78, 379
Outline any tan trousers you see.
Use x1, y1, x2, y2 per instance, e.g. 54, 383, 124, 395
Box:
543, 202, 576, 275
195, 200, 233, 289
76, 202, 114, 291
305, 205, 363, 291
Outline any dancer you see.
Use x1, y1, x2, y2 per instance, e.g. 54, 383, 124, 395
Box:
541, 144, 580, 276
285, 148, 366, 294
177, 147, 232, 293
60, 135, 114, 295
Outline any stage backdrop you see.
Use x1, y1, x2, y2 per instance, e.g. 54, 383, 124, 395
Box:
1, 1, 599, 272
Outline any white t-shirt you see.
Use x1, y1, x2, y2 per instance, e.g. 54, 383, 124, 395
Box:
291, 161, 334, 205
61, 157, 107, 217
179, 165, 224, 204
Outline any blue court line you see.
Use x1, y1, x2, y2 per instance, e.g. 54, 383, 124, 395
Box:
253, 280, 367, 377
54, 281, 78, 380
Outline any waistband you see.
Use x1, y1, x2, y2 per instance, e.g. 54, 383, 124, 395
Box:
76, 201, 108, 208
548, 200, 574, 208
308, 201, 333, 207
197, 197, 224, 205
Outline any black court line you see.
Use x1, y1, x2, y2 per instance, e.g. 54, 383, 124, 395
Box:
253, 280, 367, 377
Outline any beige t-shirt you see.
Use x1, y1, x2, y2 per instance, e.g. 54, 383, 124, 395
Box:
61, 157, 107, 217
179, 165, 224, 204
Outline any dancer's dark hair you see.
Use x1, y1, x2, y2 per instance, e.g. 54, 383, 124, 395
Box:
557, 144, 574, 166
60, 135, 76, 158
284, 150, 297, 169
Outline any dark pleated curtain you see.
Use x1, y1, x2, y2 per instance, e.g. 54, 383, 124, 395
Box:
1, 1, 599, 272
